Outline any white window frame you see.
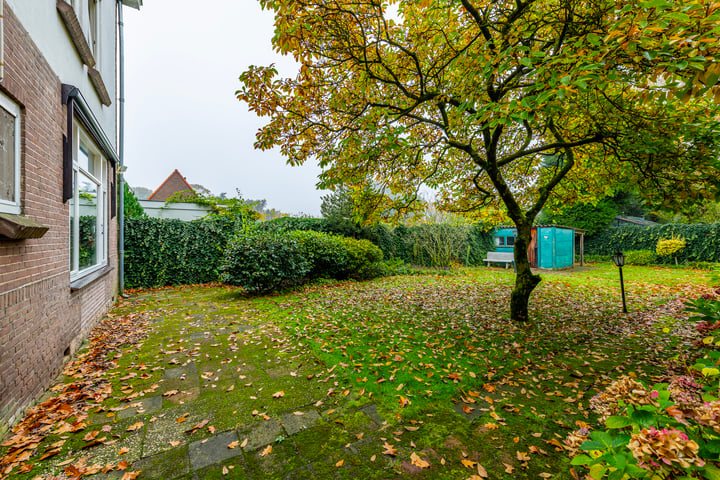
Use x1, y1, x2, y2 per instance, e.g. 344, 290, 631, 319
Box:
70, 122, 107, 280
0, 90, 21, 215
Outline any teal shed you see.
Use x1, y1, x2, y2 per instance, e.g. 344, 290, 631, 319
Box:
492, 225, 586, 269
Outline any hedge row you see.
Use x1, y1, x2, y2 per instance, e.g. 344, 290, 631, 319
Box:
124, 217, 236, 288
585, 223, 720, 263
124, 216, 496, 289
259, 217, 495, 267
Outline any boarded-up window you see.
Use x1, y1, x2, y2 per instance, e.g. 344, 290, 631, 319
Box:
0, 91, 20, 215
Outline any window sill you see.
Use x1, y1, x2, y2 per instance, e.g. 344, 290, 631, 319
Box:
88, 68, 112, 106
70, 264, 113, 292
0, 213, 49, 240
56, 0, 96, 68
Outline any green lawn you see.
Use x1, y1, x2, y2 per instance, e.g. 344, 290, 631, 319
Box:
0, 264, 714, 479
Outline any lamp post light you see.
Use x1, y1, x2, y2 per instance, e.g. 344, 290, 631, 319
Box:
612, 251, 628, 313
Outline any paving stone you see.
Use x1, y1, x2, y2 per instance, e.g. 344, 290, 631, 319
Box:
188, 430, 241, 471
143, 408, 209, 457
280, 410, 320, 436
117, 396, 162, 419
133, 446, 189, 479
165, 362, 198, 380
241, 419, 284, 452
359, 404, 385, 425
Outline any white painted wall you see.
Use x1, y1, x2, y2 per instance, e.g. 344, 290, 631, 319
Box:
5, 0, 118, 148
139, 200, 213, 221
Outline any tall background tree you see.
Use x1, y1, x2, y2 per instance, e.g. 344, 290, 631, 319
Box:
239, 0, 720, 322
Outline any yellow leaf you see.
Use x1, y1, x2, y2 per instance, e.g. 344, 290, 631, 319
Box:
240, 438, 248, 448
410, 452, 430, 469
227, 441, 240, 449
127, 422, 144, 432
273, 391, 285, 398
261, 445, 272, 457
504, 462, 514, 473
461, 459, 477, 469
336, 459, 344, 467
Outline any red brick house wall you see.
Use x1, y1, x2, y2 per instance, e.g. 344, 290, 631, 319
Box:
0, 5, 118, 436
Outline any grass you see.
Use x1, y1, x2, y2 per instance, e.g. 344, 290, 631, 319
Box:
0, 264, 715, 479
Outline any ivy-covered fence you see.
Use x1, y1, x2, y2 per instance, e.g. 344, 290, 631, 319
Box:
585, 223, 720, 263
124, 217, 236, 288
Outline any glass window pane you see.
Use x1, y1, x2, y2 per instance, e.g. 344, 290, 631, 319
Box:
0, 105, 16, 203
494, 236, 503, 247
506, 236, 515, 246
70, 171, 76, 270
78, 145, 90, 173
78, 172, 98, 270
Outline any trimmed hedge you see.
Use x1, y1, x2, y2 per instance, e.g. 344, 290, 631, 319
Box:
220, 230, 384, 293
124, 217, 235, 288
586, 223, 720, 264
220, 232, 311, 293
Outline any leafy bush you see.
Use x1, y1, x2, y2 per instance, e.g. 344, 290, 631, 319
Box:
583, 254, 611, 264
339, 236, 384, 278
287, 230, 350, 279
657, 235, 687, 262
586, 223, 720, 264
124, 217, 235, 288
540, 197, 618, 236
258, 216, 332, 234
220, 232, 311, 293
566, 299, 720, 480
624, 250, 657, 266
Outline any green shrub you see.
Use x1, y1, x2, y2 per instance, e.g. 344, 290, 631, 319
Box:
624, 250, 657, 266
220, 232, 311, 293
287, 230, 349, 279
339, 236, 383, 278
582, 254, 611, 264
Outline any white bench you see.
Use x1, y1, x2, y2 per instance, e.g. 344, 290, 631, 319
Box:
484, 251, 515, 269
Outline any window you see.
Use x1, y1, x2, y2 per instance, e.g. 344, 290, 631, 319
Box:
88, 0, 99, 60
0, 91, 21, 215
494, 236, 516, 247
70, 123, 107, 278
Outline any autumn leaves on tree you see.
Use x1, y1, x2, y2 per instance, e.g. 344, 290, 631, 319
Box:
238, 0, 720, 322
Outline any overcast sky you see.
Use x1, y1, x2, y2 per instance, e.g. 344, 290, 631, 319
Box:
122, 0, 326, 216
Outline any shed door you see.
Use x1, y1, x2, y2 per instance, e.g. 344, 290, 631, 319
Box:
554, 228, 574, 268
538, 228, 554, 269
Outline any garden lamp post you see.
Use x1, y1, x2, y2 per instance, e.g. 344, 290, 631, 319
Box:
612, 251, 628, 313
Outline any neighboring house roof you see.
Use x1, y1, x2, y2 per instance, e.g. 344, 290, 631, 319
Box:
147, 169, 195, 201
614, 216, 658, 227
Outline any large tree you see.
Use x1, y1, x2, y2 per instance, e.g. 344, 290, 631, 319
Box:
239, 0, 720, 322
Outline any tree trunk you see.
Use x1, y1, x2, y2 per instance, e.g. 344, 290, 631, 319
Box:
510, 222, 541, 322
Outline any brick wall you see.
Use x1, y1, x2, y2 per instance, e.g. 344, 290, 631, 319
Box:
0, 4, 118, 436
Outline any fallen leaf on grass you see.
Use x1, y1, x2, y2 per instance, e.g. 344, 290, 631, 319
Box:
240, 438, 248, 448
398, 395, 411, 408
272, 391, 284, 398
261, 445, 272, 457
370, 454, 376, 462
503, 463, 514, 474
176, 414, 189, 424
121, 471, 141, 480
476, 463, 489, 478
118, 460, 128, 470
382, 442, 397, 456
118, 448, 129, 455
169, 441, 181, 447
227, 441, 240, 449
222, 466, 229, 475
336, 459, 344, 467
461, 459, 477, 469
410, 452, 430, 469
516, 451, 530, 461
163, 390, 179, 397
